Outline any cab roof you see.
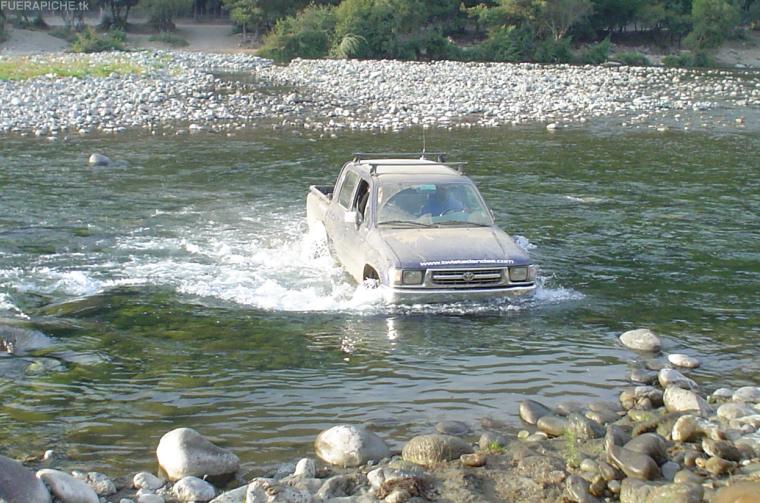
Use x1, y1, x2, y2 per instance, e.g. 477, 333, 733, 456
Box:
352, 158, 464, 178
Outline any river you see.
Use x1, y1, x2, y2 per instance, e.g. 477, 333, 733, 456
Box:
0, 124, 758, 476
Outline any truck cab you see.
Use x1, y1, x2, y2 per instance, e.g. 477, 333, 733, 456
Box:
306, 153, 537, 303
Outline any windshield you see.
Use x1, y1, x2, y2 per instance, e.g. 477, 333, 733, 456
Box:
376, 182, 493, 227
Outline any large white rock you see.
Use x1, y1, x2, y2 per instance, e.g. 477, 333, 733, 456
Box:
667, 353, 700, 369
663, 386, 711, 416
71, 471, 115, 496
733, 386, 760, 403
133, 472, 165, 491
717, 402, 756, 421
173, 476, 216, 502
619, 329, 661, 352
156, 428, 240, 481
659, 368, 698, 390
314, 425, 390, 467
209, 485, 247, 503
36, 469, 99, 503
0, 455, 52, 503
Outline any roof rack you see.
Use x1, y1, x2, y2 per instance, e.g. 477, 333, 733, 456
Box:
353, 152, 448, 163
367, 160, 467, 176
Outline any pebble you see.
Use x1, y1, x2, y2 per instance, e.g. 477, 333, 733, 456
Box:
88, 153, 111, 166
668, 353, 701, 368
460, 452, 486, 467
623, 433, 668, 465
619, 328, 662, 352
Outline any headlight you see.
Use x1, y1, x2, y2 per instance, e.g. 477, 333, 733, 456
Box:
402, 270, 424, 285
390, 269, 425, 285
509, 266, 529, 282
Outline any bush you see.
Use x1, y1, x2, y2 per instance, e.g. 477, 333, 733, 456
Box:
148, 32, 189, 46
576, 37, 610, 64
614, 51, 650, 66
470, 27, 523, 62
662, 50, 714, 67
533, 37, 572, 64
685, 0, 740, 49
70, 27, 127, 53
259, 5, 336, 62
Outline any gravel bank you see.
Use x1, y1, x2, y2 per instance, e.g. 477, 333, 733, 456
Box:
1, 51, 760, 138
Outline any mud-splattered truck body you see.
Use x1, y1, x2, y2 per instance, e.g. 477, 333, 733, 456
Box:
306, 153, 537, 303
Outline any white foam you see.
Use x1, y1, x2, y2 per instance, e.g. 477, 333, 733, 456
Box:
513, 235, 537, 251
0, 292, 29, 319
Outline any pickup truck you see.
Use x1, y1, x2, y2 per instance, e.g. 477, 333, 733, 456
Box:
306, 153, 537, 303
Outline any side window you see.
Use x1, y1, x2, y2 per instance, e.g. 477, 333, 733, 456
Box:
337, 171, 359, 208
354, 180, 370, 219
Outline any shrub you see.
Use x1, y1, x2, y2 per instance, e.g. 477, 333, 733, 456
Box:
576, 37, 610, 64
685, 0, 740, 50
470, 27, 523, 62
259, 5, 336, 62
533, 37, 572, 64
662, 50, 714, 67
148, 31, 189, 47
614, 51, 650, 66
70, 27, 127, 53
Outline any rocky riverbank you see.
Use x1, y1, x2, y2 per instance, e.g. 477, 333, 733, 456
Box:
2, 328, 759, 503
1, 51, 759, 138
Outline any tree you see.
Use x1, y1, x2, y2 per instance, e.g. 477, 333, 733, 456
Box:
685, 0, 740, 48
259, 4, 336, 60
542, 0, 594, 40
142, 0, 193, 31
224, 0, 265, 40
97, 0, 140, 28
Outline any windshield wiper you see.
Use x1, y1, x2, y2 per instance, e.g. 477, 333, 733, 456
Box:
377, 220, 435, 228
435, 221, 492, 227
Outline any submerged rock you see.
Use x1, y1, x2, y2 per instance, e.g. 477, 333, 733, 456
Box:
156, 428, 239, 481
88, 153, 111, 166
402, 434, 472, 466
36, 469, 99, 503
620, 329, 661, 352
435, 420, 470, 436
0, 455, 51, 503
314, 425, 390, 467
659, 369, 698, 391
0, 324, 53, 355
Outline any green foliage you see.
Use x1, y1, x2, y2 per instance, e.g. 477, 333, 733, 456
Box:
0, 11, 6, 43
542, 0, 594, 40
576, 36, 610, 63
662, 50, 714, 66
332, 33, 366, 58
614, 51, 651, 65
533, 36, 573, 62
97, 0, 140, 29
148, 31, 190, 46
10, 13, 48, 29
685, 0, 740, 49
259, 5, 337, 61
486, 441, 506, 454
70, 27, 127, 53
224, 0, 264, 40
468, 26, 524, 61
142, 0, 193, 31
0, 56, 143, 80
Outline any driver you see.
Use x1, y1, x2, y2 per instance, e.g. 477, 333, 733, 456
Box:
420, 186, 463, 217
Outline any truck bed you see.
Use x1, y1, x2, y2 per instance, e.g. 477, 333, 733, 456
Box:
306, 184, 334, 231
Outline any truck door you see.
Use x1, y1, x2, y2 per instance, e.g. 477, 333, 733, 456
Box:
325, 168, 360, 267
340, 178, 372, 279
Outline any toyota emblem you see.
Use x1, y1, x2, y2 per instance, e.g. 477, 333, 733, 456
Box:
462, 272, 475, 282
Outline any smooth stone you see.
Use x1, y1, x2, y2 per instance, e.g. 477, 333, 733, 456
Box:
0, 455, 52, 503
435, 420, 470, 436
713, 482, 760, 503
646, 482, 703, 503
664, 386, 710, 416
607, 445, 660, 480
673, 469, 702, 484
565, 475, 600, 503
293, 458, 316, 478
460, 452, 486, 467
620, 478, 657, 503
608, 479, 621, 495
735, 431, 760, 457
605, 424, 631, 451
661, 461, 680, 481
246, 478, 311, 503
36, 469, 98, 503
537, 415, 569, 437
88, 153, 111, 166
173, 476, 215, 502
580, 458, 599, 473
519, 399, 552, 424
133, 472, 165, 490
71, 471, 115, 496
711, 388, 734, 402
702, 438, 742, 461
402, 434, 472, 465
624, 433, 668, 465
620, 329, 662, 352
733, 386, 760, 403
209, 485, 247, 503
315, 425, 390, 467
555, 401, 584, 416
667, 354, 701, 369
672, 415, 723, 442
630, 369, 658, 385
598, 460, 621, 481
568, 413, 604, 440
635, 386, 664, 406
698, 456, 737, 476
718, 403, 756, 421
156, 428, 240, 481
478, 431, 508, 450
137, 495, 164, 503
659, 369, 698, 391
585, 408, 620, 425
366, 467, 422, 492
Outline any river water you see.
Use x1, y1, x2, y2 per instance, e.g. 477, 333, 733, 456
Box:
0, 125, 758, 475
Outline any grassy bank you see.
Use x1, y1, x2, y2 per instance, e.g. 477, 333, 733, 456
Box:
0, 56, 144, 81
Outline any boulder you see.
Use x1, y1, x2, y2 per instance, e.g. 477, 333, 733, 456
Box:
718, 403, 756, 421
620, 329, 661, 352
402, 434, 472, 466
663, 386, 710, 415
173, 476, 216, 502
519, 399, 552, 424
36, 469, 99, 503
156, 428, 240, 481
0, 455, 51, 503
568, 413, 604, 440
314, 425, 390, 467
88, 153, 111, 166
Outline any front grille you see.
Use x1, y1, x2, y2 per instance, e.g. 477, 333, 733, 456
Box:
431, 269, 503, 286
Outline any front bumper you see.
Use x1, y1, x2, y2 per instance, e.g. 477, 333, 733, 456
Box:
383, 283, 536, 304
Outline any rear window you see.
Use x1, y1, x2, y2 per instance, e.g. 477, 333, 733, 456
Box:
337, 171, 359, 208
